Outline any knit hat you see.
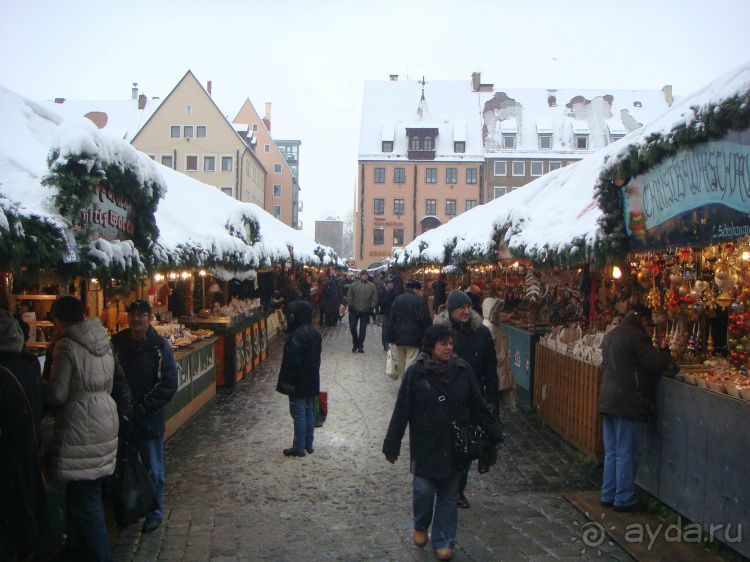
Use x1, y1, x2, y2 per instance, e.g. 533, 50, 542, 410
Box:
0, 309, 24, 353
446, 290, 472, 313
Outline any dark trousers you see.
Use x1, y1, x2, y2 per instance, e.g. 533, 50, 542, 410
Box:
68, 478, 112, 562
348, 310, 369, 349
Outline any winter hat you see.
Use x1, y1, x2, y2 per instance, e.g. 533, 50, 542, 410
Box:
0, 309, 24, 353
50, 296, 84, 323
446, 290, 472, 313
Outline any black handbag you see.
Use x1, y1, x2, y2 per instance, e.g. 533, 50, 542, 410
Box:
113, 441, 157, 527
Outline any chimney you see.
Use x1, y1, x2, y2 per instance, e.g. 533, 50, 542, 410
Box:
662, 84, 673, 107
207, 80, 212, 96
54, 97, 66, 104
389, 74, 398, 81
138, 94, 147, 110
263, 102, 272, 131
131, 82, 138, 101
471, 72, 481, 92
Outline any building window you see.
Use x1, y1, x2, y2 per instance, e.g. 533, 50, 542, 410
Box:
548, 161, 562, 171
425, 199, 437, 215
454, 141, 465, 153
446, 168, 457, 184
423, 136, 433, 150
197, 126, 207, 138
221, 156, 233, 171
609, 133, 625, 144
446, 199, 457, 216
502, 134, 516, 149
494, 187, 508, 198
373, 228, 384, 245
374, 198, 385, 215
512, 161, 525, 176
252, 124, 258, 132
465, 199, 477, 211
221, 187, 233, 197
393, 229, 404, 246
382, 141, 393, 153
576, 135, 589, 150
186, 155, 198, 172
161, 155, 173, 168
274, 163, 282, 173
494, 161, 507, 176
393, 199, 405, 215
170, 125, 180, 138
530, 161, 543, 176
273, 184, 282, 198
183, 126, 194, 139
410, 136, 420, 151
425, 168, 437, 184
273, 205, 281, 219
185, 105, 192, 114
204, 156, 215, 172
264, 144, 270, 153
148, 155, 155, 160
539, 134, 552, 149
394, 167, 406, 183
466, 168, 477, 184
374, 167, 385, 183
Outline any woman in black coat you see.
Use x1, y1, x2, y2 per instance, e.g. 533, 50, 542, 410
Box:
383, 324, 502, 560
276, 301, 322, 457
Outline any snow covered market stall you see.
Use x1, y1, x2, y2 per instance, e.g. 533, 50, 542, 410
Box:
395, 61, 750, 558
0, 86, 342, 439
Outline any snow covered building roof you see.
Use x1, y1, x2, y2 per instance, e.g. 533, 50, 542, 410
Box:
394, 61, 750, 267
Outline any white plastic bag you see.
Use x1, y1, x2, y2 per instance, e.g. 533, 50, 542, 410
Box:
385, 347, 399, 380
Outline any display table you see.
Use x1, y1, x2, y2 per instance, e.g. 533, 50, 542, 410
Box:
637, 377, 750, 559
502, 323, 544, 409
164, 336, 219, 439
534, 343, 603, 458
183, 310, 267, 388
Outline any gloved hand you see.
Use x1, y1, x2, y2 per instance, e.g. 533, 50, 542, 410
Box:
385, 453, 398, 464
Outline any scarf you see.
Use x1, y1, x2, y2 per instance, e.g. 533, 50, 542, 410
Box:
418, 351, 457, 380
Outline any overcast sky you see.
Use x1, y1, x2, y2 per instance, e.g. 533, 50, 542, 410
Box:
2, 0, 749, 238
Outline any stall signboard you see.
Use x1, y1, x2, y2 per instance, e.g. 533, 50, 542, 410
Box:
623, 129, 750, 250
78, 185, 136, 242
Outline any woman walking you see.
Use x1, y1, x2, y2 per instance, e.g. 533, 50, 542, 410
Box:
382, 324, 502, 560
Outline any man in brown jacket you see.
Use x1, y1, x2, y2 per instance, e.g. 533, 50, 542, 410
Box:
598, 304, 671, 512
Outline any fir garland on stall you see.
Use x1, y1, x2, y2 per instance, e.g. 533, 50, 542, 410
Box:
594, 91, 750, 262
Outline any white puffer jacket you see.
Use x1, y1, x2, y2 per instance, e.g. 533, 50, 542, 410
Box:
47, 318, 118, 482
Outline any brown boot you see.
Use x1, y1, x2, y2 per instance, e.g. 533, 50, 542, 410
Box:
435, 547, 453, 560
412, 530, 428, 548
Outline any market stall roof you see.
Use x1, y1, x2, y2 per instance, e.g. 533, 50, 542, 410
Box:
394, 60, 750, 267
0, 85, 342, 275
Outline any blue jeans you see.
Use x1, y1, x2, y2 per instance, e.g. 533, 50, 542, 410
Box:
137, 437, 165, 520
601, 414, 646, 507
68, 478, 112, 562
412, 472, 461, 549
289, 396, 315, 453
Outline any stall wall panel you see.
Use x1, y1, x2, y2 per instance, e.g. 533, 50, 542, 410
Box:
655, 381, 708, 525
503, 324, 540, 409
192, 343, 216, 396
164, 353, 193, 421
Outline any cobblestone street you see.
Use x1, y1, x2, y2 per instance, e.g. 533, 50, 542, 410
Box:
114, 319, 631, 561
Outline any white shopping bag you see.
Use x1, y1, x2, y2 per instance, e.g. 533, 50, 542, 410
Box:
385, 346, 399, 380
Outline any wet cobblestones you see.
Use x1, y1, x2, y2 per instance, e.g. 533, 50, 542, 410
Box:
113, 320, 631, 561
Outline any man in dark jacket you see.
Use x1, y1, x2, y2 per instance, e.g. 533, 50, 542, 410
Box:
276, 301, 322, 457
386, 279, 432, 377
111, 300, 178, 533
346, 271, 378, 353
598, 305, 671, 512
379, 279, 396, 351
431, 273, 447, 314
434, 290, 499, 508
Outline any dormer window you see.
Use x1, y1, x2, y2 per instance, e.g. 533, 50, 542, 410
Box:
454, 141, 465, 153
502, 134, 516, 149
406, 127, 439, 160
410, 136, 421, 151
423, 136, 433, 150
609, 133, 625, 144
538, 134, 552, 149
575, 135, 589, 150
382, 141, 393, 153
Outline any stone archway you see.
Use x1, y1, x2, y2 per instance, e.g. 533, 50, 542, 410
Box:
420, 215, 442, 234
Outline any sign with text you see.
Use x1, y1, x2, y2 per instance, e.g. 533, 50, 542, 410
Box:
78, 184, 136, 242
622, 129, 750, 250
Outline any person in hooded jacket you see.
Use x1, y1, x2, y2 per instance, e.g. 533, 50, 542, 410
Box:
45, 296, 119, 562
383, 324, 502, 560
481, 297, 513, 403
276, 300, 322, 457
111, 300, 177, 534
434, 290, 498, 509
0, 309, 51, 562
598, 304, 672, 512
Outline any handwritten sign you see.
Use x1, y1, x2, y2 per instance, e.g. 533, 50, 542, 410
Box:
78, 185, 136, 241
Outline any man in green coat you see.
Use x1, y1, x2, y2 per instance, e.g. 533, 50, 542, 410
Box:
346, 271, 378, 353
